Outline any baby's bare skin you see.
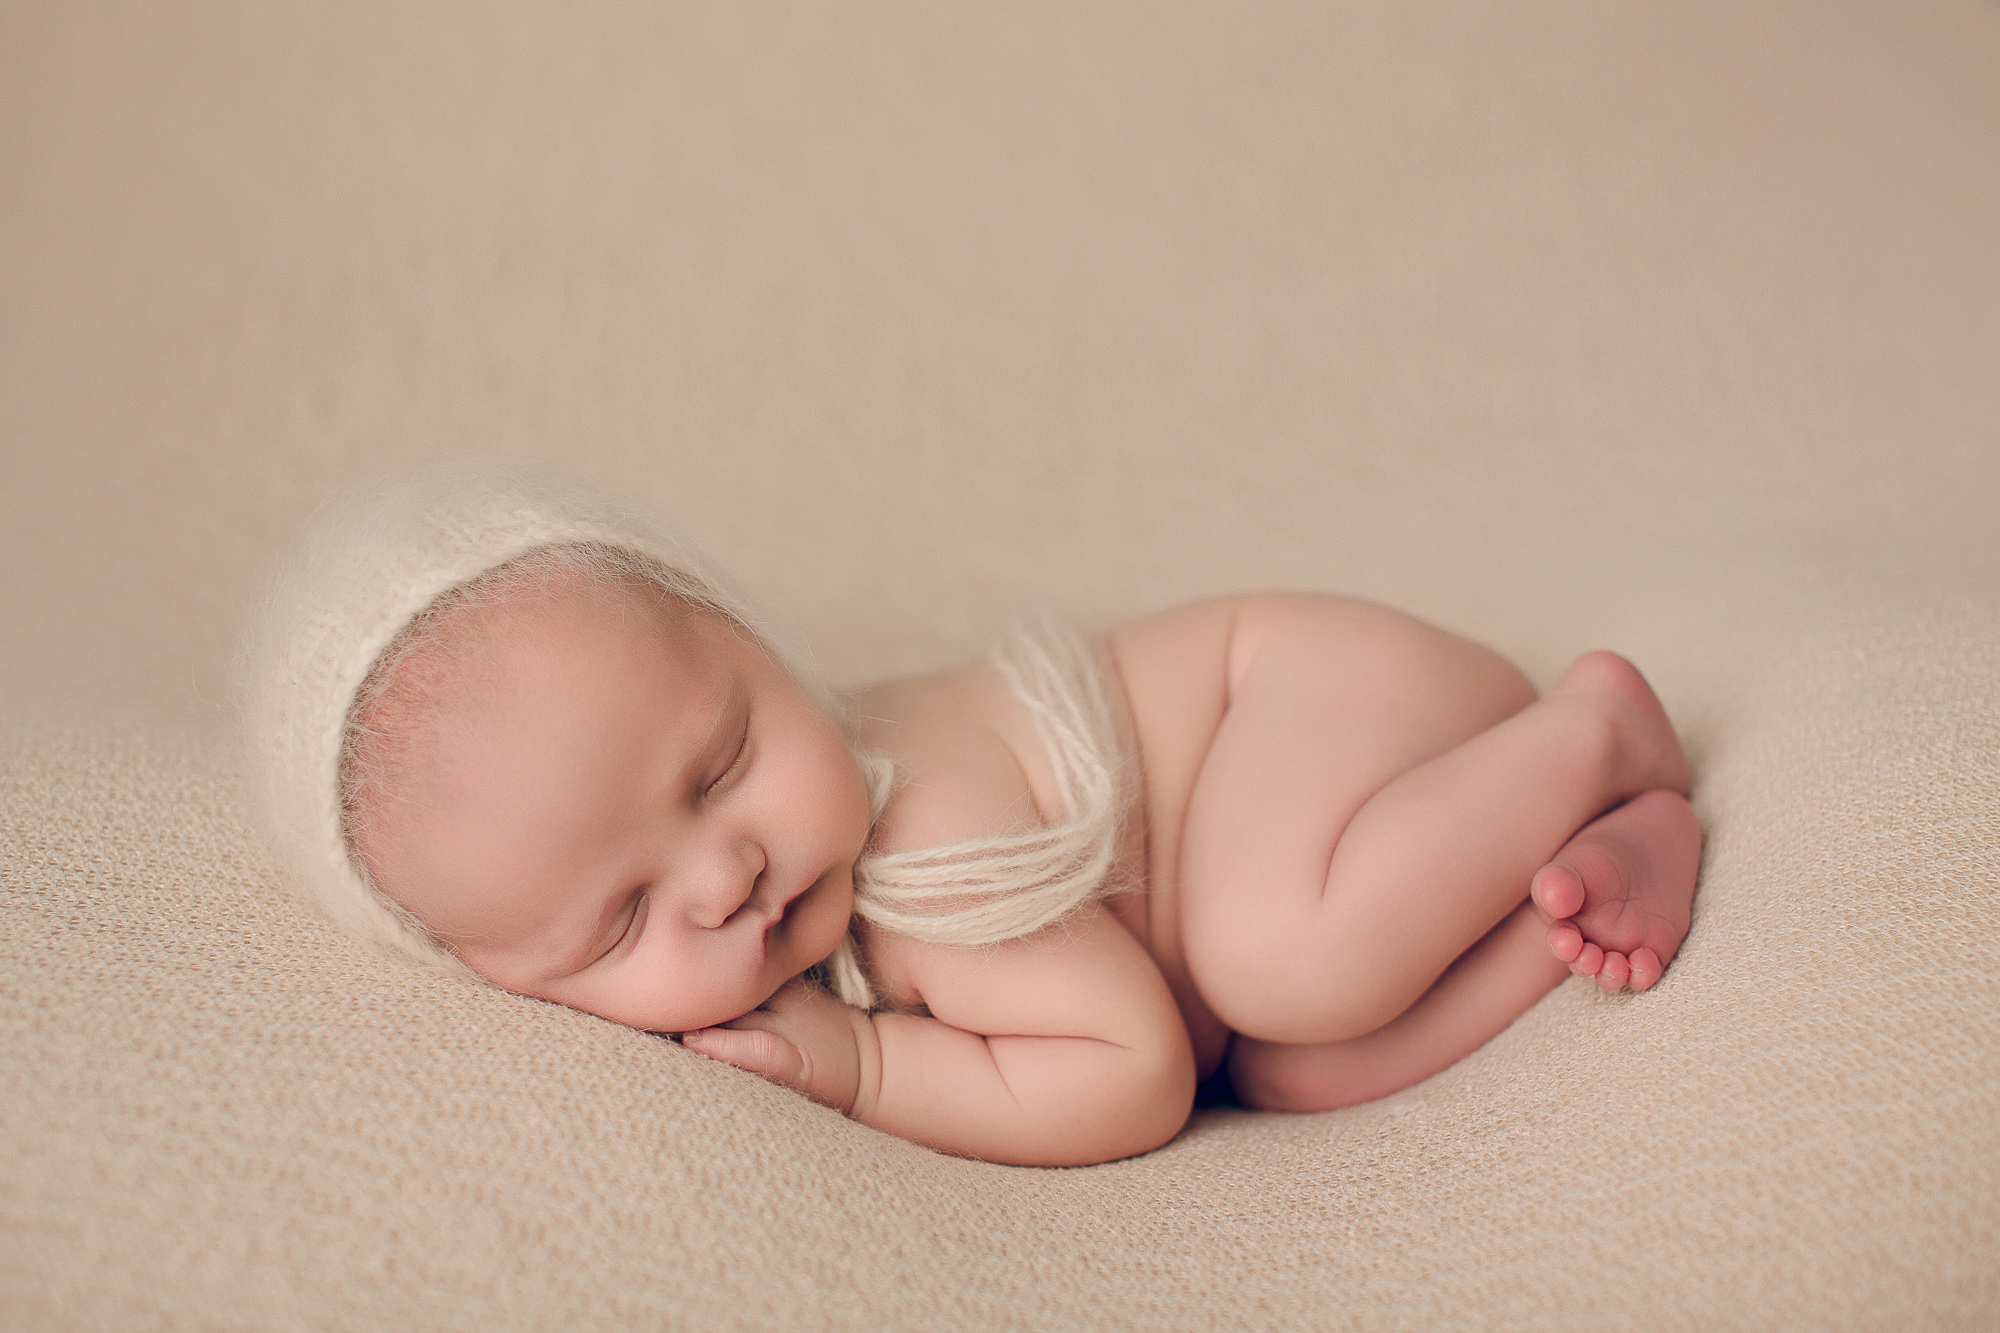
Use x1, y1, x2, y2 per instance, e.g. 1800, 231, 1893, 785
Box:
354, 583, 1701, 1166
687, 595, 1699, 1157
1535, 790, 1702, 991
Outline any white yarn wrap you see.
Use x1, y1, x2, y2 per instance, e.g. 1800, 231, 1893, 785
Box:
240, 461, 1127, 1015
817, 624, 1132, 1010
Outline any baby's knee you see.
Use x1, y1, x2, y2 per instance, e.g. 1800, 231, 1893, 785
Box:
1185, 930, 1404, 1047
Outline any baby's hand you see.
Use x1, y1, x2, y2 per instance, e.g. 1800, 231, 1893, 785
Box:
681, 979, 865, 1116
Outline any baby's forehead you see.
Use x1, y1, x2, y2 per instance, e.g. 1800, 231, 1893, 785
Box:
424, 559, 688, 666
360, 559, 696, 741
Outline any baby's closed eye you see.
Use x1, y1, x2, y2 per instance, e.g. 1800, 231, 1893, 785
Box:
590, 890, 649, 968
703, 713, 753, 799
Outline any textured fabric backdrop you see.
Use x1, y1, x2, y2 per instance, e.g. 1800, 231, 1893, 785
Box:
4, 2, 1997, 1329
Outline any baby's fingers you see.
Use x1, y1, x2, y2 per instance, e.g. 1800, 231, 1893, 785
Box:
682, 1026, 807, 1091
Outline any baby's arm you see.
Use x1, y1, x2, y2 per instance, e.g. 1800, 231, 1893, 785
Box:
684, 903, 1196, 1167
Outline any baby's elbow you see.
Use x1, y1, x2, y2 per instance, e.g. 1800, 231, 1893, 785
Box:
1007, 1032, 1194, 1167
1131, 1067, 1199, 1159
1092, 1033, 1198, 1164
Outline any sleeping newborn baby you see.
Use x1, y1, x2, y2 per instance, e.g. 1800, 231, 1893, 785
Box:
247, 465, 1700, 1167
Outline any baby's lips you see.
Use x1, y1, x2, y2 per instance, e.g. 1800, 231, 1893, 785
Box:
761, 871, 818, 933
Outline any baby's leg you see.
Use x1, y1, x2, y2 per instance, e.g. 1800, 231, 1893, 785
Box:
1230, 790, 1699, 1110
1230, 898, 1567, 1112
1178, 601, 1690, 1047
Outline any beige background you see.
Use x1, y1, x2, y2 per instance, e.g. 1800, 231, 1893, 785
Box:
6, 2, 1997, 719
4, 3, 1997, 1329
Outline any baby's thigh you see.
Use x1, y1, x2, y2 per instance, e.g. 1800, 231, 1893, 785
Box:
1178, 595, 1534, 926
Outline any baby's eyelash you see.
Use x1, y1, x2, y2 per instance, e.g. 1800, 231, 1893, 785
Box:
705, 718, 752, 796
598, 891, 647, 964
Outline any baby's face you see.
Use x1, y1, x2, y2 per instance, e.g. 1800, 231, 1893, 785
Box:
357, 584, 871, 1033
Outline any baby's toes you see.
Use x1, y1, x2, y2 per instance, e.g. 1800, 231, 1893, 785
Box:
1531, 863, 1586, 921
1569, 942, 1604, 978
1595, 951, 1632, 990
1626, 947, 1664, 992
1547, 920, 1584, 964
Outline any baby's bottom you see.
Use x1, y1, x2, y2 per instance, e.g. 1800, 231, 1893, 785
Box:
1171, 599, 1696, 1111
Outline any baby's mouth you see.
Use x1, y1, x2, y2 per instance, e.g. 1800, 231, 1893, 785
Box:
786, 870, 823, 915
752, 873, 807, 936
768, 868, 832, 939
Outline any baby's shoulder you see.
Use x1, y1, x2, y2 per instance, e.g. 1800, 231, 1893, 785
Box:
846, 661, 1057, 856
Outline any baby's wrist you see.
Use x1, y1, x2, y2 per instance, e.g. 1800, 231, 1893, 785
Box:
843, 1008, 882, 1121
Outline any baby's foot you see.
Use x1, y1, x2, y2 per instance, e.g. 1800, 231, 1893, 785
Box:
1530, 790, 1701, 991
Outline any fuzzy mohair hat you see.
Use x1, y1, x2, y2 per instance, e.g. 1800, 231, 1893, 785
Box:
238, 461, 812, 979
